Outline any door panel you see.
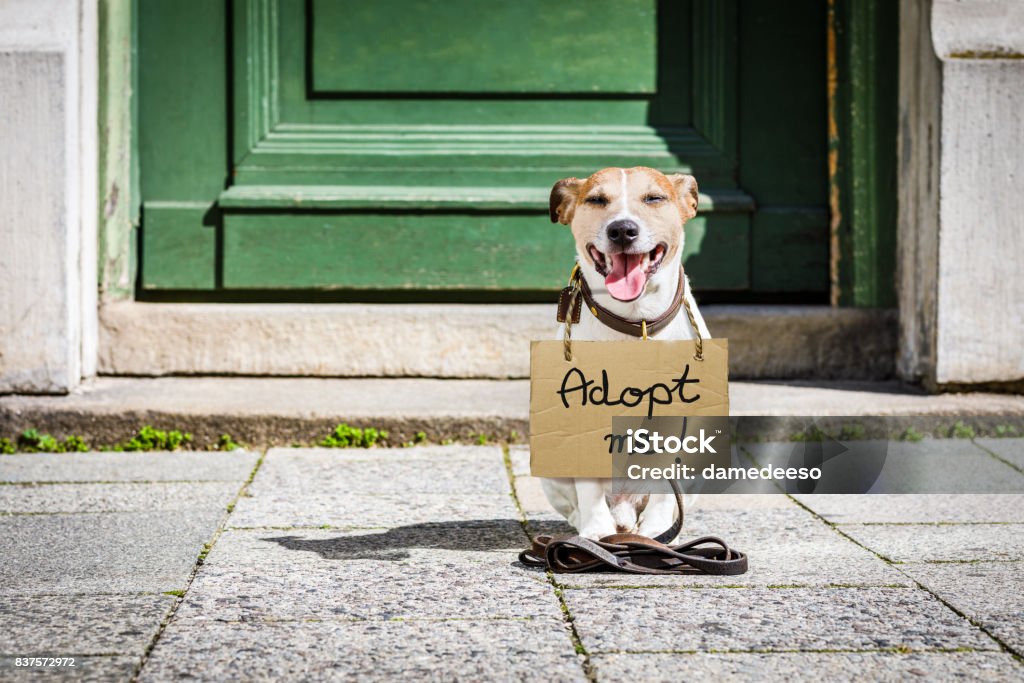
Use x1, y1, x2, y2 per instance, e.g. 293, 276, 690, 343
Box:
310, 0, 656, 94
138, 0, 829, 300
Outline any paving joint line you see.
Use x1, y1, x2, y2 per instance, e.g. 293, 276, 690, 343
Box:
163, 615, 548, 626
223, 524, 394, 532
918, 558, 1023, 565
0, 651, 132, 659
590, 646, 999, 655
0, 480, 238, 486
502, 446, 596, 682
557, 583, 913, 591
0, 508, 229, 517
129, 448, 269, 682
784, 492, 1024, 662
844, 521, 1021, 527
971, 438, 1024, 475
890, 562, 1024, 663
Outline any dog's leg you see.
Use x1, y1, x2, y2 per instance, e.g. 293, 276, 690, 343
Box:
607, 495, 640, 533
539, 478, 579, 526
573, 478, 618, 540
636, 493, 680, 541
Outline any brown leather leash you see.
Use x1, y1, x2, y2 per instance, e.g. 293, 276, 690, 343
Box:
519, 480, 747, 575
536, 265, 745, 575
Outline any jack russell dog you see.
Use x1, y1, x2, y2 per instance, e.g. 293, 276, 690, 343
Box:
541, 166, 710, 542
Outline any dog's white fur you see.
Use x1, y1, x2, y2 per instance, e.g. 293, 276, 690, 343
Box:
541, 167, 709, 541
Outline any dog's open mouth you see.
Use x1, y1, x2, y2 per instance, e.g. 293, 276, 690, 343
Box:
587, 243, 667, 302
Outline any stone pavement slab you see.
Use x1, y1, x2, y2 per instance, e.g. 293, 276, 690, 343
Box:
745, 439, 1024, 493
564, 587, 996, 653
246, 446, 510, 495
898, 561, 1024, 653
141, 618, 585, 682
975, 437, 1024, 471
229, 492, 517, 529
908, 560, 1024, 616
983, 612, 1024, 656
839, 523, 1024, 563
590, 651, 1023, 681
0, 509, 225, 595
509, 445, 530, 476
793, 493, 1024, 523
173, 527, 557, 622
0, 451, 259, 483
0, 481, 240, 514
547, 508, 910, 589
230, 445, 515, 528
0, 594, 174, 656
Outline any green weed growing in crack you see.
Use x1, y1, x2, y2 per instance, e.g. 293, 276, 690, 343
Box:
196, 542, 214, 565
107, 425, 192, 452
17, 429, 90, 453
898, 427, 925, 442
949, 421, 976, 439
790, 425, 828, 442
994, 424, 1020, 438
0, 437, 15, 455
837, 423, 866, 441
319, 423, 388, 448
211, 434, 243, 451
163, 590, 186, 598
402, 431, 428, 448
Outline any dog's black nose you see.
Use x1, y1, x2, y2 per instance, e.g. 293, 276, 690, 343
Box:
606, 219, 640, 246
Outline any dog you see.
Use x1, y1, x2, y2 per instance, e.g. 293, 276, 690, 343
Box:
541, 166, 710, 541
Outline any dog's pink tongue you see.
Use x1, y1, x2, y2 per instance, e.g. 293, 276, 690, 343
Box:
605, 253, 647, 301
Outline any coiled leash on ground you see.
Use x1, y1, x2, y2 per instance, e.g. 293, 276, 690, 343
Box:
519, 480, 748, 575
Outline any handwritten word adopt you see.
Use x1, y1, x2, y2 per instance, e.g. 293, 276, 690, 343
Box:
530, 338, 727, 478
557, 364, 701, 419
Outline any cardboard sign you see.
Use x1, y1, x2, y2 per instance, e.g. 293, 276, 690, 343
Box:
529, 339, 729, 478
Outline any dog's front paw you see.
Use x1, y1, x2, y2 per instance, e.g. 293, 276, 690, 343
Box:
577, 523, 616, 541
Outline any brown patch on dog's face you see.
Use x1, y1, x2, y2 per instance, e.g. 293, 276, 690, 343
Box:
549, 167, 699, 302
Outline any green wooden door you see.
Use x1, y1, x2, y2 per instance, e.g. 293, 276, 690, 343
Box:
138, 0, 830, 301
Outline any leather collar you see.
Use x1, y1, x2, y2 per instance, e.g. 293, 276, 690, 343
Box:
578, 268, 686, 338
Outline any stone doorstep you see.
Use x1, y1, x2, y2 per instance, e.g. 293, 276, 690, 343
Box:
97, 301, 897, 380
2, 376, 1024, 448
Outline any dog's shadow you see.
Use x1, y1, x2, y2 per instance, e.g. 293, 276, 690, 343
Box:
263, 518, 573, 563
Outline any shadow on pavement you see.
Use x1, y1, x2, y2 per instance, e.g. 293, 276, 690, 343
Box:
262, 519, 531, 561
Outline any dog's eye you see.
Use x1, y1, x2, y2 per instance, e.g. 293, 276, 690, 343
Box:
584, 196, 608, 207
643, 194, 667, 205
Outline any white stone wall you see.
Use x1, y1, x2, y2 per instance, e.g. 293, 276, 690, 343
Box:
935, 60, 1024, 384
900, 0, 1024, 387
931, 0, 1024, 385
0, 0, 97, 394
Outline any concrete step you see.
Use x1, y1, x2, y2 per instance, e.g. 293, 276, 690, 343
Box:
3, 377, 1024, 448
99, 302, 897, 380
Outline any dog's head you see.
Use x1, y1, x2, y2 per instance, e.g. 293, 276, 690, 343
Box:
549, 167, 698, 302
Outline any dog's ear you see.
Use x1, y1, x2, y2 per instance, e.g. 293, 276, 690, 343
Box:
666, 173, 699, 221
549, 177, 582, 225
